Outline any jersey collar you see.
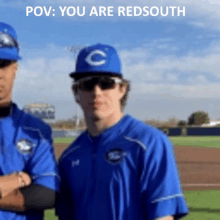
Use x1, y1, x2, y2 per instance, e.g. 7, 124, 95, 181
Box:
86, 114, 132, 145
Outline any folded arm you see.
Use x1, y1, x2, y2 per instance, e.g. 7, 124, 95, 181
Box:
155, 216, 174, 220
0, 172, 56, 212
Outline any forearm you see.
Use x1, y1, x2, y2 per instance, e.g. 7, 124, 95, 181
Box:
0, 172, 31, 199
0, 184, 56, 212
0, 189, 25, 212
155, 216, 174, 220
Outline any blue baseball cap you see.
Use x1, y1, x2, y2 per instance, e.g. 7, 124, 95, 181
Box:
0, 22, 21, 60
70, 43, 122, 79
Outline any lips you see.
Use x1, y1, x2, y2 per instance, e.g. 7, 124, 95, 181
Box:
89, 101, 102, 108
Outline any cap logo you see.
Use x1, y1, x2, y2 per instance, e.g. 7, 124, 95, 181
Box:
85, 50, 106, 66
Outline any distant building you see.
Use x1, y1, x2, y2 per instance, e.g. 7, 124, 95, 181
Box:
23, 103, 55, 121
201, 120, 220, 127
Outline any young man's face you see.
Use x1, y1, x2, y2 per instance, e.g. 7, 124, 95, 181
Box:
0, 61, 17, 105
73, 76, 127, 120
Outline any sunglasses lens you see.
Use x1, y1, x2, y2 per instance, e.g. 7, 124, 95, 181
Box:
77, 77, 119, 91
99, 78, 115, 90
79, 78, 97, 91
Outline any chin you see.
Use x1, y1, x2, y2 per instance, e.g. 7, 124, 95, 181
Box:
0, 95, 6, 101
89, 110, 110, 121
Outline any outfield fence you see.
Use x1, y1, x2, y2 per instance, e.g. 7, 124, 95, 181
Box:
53, 127, 220, 138
53, 129, 83, 138
158, 127, 220, 136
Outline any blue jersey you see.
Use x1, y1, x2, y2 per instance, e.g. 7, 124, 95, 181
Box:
56, 115, 188, 220
0, 103, 60, 220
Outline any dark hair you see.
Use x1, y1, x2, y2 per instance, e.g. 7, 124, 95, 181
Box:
119, 79, 130, 111
0, 60, 17, 68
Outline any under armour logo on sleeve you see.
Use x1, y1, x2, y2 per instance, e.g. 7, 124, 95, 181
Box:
72, 159, 80, 167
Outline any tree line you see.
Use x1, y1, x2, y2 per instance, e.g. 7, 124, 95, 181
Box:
49, 111, 212, 129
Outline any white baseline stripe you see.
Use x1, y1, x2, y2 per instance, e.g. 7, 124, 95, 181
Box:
183, 183, 220, 187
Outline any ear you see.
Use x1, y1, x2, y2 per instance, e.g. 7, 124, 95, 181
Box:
119, 83, 127, 99
13, 62, 18, 78
72, 84, 80, 103
75, 94, 80, 103
12, 62, 18, 69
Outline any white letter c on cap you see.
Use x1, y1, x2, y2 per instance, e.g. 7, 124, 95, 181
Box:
85, 50, 106, 66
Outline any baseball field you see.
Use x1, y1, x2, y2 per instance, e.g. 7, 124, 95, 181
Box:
45, 136, 220, 220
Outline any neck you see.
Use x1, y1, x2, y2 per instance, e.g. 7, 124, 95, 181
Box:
0, 101, 12, 108
0, 102, 12, 117
0, 95, 12, 108
86, 111, 124, 137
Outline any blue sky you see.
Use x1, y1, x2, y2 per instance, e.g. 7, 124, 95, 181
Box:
1, 0, 220, 121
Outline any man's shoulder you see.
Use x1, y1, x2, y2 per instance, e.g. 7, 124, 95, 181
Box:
124, 115, 165, 138
59, 131, 87, 163
123, 115, 169, 149
17, 107, 52, 142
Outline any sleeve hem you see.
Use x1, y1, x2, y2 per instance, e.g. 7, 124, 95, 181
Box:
32, 173, 60, 181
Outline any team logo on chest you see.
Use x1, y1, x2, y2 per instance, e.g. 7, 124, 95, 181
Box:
105, 148, 127, 164
16, 139, 35, 154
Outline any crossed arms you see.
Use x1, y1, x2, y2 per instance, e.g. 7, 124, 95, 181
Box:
0, 172, 56, 212
0, 171, 173, 219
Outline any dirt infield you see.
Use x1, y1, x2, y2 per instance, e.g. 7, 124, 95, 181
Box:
54, 144, 220, 191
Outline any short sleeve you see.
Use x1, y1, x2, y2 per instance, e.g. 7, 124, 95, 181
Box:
55, 160, 74, 219
139, 133, 189, 220
26, 136, 60, 192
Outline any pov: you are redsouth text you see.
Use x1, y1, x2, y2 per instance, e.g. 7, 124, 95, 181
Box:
26, 6, 186, 17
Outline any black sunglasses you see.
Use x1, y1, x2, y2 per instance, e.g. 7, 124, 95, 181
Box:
73, 76, 123, 92
0, 32, 19, 49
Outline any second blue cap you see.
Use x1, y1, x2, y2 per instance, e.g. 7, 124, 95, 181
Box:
70, 43, 122, 79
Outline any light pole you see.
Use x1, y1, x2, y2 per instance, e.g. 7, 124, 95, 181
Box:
66, 46, 82, 131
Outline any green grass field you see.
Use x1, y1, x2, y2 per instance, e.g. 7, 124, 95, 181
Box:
51, 136, 220, 219
184, 190, 220, 220
170, 136, 220, 148
54, 137, 75, 144
54, 136, 220, 148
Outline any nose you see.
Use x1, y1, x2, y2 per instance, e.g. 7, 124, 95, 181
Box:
92, 84, 102, 95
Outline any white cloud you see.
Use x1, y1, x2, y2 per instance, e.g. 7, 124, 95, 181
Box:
167, 73, 178, 82
14, 45, 75, 103
11, 39, 220, 120
131, 82, 220, 99
120, 39, 220, 83
187, 75, 208, 83
157, 44, 169, 49
115, 38, 220, 99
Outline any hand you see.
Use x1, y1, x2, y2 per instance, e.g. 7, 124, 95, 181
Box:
0, 172, 31, 198
17, 172, 32, 187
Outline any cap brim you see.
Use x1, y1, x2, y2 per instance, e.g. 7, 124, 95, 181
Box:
0, 51, 22, 60
69, 71, 122, 80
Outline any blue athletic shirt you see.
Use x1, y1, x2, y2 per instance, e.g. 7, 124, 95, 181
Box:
56, 114, 188, 220
0, 103, 60, 220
